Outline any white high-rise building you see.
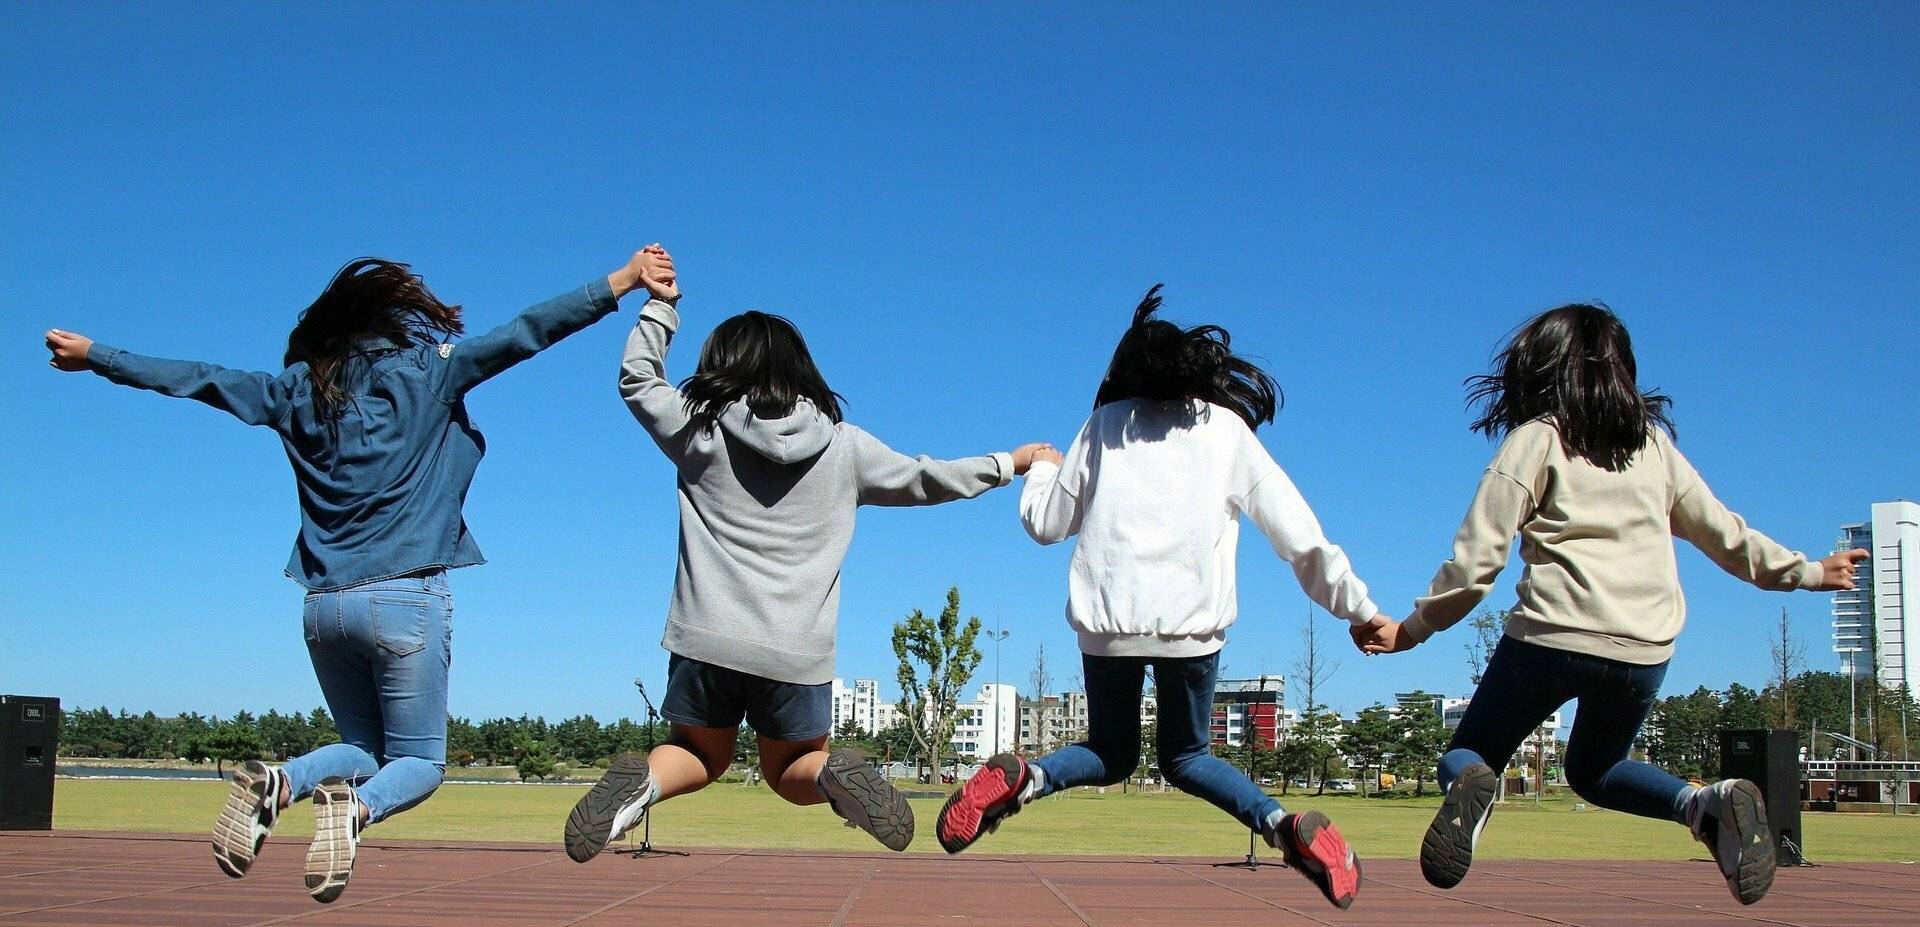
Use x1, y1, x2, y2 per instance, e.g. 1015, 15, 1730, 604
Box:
830, 678, 883, 735
950, 683, 1019, 760
1832, 501, 1920, 692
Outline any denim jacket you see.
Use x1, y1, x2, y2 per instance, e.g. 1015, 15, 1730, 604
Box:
86, 278, 620, 591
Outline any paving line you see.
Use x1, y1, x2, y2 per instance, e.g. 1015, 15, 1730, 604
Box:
1021, 861, 1097, 926
1162, 863, 1340, 927
1456, 865, 1818, 927
826, 863, 874, 927
237, 851, 560, 927
0, 849, 434, 919
1546, 859, 1920, 915
556, 853, 742, 927
1354, 872, 1590, 927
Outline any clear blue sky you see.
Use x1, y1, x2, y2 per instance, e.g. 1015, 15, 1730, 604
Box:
2, 4, 1914, 724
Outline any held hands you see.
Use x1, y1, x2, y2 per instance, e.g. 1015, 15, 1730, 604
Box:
1814, 548, 1869, 591
44, 329, 93, 372
1011, 442, 1062, 475
610, 243, 679, 301
1352, 616, 1418, 656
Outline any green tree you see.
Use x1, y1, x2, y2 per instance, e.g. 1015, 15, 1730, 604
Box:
1341, 705, 1398, 795
1290, 708, 1345, 794
892, 586, 984, 780
1646, 686, 1722, 778
512, 736, 558, 781
197, 722, 267, 776
734, 725, 761, 772
1393, 694, 1450, 796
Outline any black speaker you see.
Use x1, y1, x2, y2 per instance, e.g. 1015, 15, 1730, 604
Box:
0, 695, 59, 831
1718, 728, 1803, 864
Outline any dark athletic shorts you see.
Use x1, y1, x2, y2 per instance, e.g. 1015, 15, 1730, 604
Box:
660, 653, 833, 741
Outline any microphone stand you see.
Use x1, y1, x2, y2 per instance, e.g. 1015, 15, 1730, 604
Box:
1215, 674, 1274, 871
629, 677, 688, 859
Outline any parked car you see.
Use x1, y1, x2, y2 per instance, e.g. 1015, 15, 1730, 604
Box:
1323, 778, 1357, 792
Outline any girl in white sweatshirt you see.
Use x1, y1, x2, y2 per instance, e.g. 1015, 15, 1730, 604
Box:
936, 286, 1384, 910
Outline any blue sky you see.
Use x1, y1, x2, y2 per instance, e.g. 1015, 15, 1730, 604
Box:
3, 3, 1914, 724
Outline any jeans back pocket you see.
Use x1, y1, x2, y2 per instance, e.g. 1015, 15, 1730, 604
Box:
370, 596, 431, 658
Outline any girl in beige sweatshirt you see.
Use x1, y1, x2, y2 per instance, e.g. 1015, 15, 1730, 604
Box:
1361, 303, 1863, 907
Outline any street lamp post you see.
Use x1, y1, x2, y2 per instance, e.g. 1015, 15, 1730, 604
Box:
985, 626, 1011, 757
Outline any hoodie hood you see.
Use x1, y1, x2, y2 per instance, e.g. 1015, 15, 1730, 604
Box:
716, 398, 836, 464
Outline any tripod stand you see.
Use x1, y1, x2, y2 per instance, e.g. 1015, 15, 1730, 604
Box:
628, 677, 688, 859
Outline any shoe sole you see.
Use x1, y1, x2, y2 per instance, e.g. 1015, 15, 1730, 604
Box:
1717, 780, 1777, 905
212, 760, 272, 878
1287, 811, 1362, 909
565, 753, 652, 863
305, 780, 356, 904
936, 754, 1024, 854
822, 751, 914, 851
1421, 762, 1496, 889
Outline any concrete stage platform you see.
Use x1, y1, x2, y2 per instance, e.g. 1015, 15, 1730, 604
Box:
1, 832, 1914, 925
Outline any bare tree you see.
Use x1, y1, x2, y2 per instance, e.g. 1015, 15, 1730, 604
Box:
1770, 607, 1804, 730
1028, 643, 1054, 754
1464, 608, 1505, 688
1291, 608, 1341, 795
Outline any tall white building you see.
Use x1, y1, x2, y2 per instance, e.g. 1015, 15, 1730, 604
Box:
1019, 692, 1088, 754
830, 678, 883, 735
1832, 500, 1920, 692
950, 683, 1019, 760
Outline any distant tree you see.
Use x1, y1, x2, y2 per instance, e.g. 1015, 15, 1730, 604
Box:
1393, 694, 1450, 796
892, 586, 984, 781
1290, 613, 1343, 795
1720, 683, 1768, 731
1768, 608, 1805, 730
1646, 686, 1723, 778
513, 736, 558, 781
1340, 705, 1398, 795
197, 723, 267, 776
1464, 608, 1505, 688
1029, 643, 1054, 754
734, 725, 760, 771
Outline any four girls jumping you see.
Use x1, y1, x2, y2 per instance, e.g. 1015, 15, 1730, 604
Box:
45, 246, 1864, 907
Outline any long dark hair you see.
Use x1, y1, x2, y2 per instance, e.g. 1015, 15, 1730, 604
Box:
1093, 284, 1280, 430
1466, 303, 1674, 471
680, 309, 845, 433
284, 258, 464, 418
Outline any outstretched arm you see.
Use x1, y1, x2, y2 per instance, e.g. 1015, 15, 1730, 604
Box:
1669, 450, 1855, 591
1238, 462, 1381, 625
47, 328, 292, 428
851, 426, 1043, 507
439, 246, 668, 397
615, 245, 691, 447
1018, 441, 1078, 544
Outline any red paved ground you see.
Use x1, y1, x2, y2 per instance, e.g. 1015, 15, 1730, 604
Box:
1, 832, 1915, 926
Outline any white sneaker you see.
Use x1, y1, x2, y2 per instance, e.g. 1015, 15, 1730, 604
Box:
212, 760, 283, 878
306, 777, 362, 904
1684, 779, 1776, 905
564, 753, 655, 863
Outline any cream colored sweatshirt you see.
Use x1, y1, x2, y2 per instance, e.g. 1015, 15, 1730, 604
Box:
1401, 418, 1823, 664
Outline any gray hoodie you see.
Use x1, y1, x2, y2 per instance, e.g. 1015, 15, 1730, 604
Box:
619, 298, 1013, 684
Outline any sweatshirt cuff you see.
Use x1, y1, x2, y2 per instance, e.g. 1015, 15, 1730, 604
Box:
1345, 600, 1381, 625
1794, 559, 1826, 591
988, 451, 1015, 487
1025, 459, 1060, 482
1401, 614, 1436, 644
85, 343, 123, 375
640, 298, 681, 333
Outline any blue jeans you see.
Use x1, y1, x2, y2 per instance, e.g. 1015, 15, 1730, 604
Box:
282, 571, 452, 825
1032, 652, 1279, 832
1439, 635, 1688, 821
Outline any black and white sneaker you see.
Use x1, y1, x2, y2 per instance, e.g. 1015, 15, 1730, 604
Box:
564, 753, 656, 863
212, 760, 284, 878
1420, 762, 1497, 889
1685, 778, 1776, 905
305, 777, 361, 904
819, 749, 914, 851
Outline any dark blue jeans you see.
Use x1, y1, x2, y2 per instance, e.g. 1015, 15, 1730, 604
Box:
1439, 635, 1689, 821
1032, 652, 1279, 832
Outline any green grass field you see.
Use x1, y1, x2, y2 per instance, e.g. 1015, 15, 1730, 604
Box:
53, 778, 1920, 861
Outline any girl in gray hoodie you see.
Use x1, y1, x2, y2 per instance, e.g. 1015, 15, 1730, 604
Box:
563, 245, 1051, 860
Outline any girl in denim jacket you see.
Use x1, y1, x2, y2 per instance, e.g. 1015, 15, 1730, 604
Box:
45, 245, 669, 902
